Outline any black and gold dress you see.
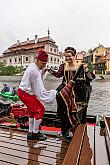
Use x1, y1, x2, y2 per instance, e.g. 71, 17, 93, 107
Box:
49, 63, 95, 136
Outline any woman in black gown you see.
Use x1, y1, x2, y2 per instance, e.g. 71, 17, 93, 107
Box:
49, 47, 95, 142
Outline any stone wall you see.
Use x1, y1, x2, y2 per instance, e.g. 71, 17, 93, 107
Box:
0, 76, 22, 82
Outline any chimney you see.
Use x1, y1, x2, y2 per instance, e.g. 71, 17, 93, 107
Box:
17, 40, 20, 45
27, 38, 30, 43
35, 35, 38, 44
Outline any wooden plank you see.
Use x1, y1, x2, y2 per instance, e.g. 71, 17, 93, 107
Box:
0, 128, 69, 165
0, 126, 69, 146
105, 116, 110, 130
0, 152, 38, 165
62, 124, 86, 165
0, 160, 16, 165
0, 146, 64, 165
79, 125, 95, 165
0, 135, 68, 153
95, 126, 109, 165
104, 116, 110, 162
0, 132, 68, 149
0, 141, 65, 160
0, 129, 68, 147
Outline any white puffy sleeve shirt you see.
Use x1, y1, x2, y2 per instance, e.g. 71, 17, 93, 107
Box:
19, 63, 57, 103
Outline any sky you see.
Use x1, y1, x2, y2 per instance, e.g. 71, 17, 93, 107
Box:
0, 0, 110, 54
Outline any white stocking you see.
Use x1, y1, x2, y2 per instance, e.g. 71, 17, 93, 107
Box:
33, 118, 42, 133
29, 118, 34, 133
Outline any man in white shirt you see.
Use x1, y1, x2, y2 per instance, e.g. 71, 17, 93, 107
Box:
17, 50, 57, 140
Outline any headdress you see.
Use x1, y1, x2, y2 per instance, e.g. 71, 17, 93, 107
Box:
65, 47, 76, 55
35, 50, 48, 62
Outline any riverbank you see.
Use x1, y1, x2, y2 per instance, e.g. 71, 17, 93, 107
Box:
0, 74, 62, 82
95, 74, 110, 80
0, 75, 22, 82
0, 74, 110, 82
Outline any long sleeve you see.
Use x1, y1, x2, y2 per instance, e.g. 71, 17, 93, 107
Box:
30, 69, 57, 103
49, 64, 64, 78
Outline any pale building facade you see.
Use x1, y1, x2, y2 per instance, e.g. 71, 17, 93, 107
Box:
0, 35, 64, 69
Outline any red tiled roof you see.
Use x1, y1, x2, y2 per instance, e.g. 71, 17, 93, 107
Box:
9, 36, 55, 49
76, 52, 85, 60
3, 36, 56, 55
95, 55, 106, 64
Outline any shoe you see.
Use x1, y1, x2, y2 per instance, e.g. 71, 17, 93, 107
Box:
27, 132, 33, 140
33, 132, 47, 140
62, 135, 72, 143
59, 133, 72, 143
27, 132, 47, 141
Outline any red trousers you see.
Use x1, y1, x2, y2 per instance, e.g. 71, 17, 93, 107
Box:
17, 88, 45, 119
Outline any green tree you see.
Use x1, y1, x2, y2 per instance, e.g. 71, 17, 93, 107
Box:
88, 63, 94, 72
0, 64, 24, 76
2, 66, 16, 75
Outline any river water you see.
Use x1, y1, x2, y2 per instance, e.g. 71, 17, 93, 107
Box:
0, 77, 110, 116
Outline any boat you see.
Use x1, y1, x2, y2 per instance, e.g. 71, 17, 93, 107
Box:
0, 97, 110, 164
0, 91, 19, 101
0, 84, 19, 101
0, 114, 109, 164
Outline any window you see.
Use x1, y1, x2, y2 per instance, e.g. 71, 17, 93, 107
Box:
10, 59, 12, 63
14, 58, 17, 63
26, 57, 29, 62
50, 48, 52, 52
51, 57, 53, 61
54, 48, 56, 52
19, 57, 21, 62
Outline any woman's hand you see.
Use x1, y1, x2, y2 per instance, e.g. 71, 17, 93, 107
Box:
42, 66, 50, 73
83, 63, 89, 72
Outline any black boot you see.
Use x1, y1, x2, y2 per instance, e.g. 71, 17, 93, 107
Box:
59, 132, 73, 143
27, 132, 47, 140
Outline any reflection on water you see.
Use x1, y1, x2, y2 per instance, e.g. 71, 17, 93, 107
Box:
88, 80, 110, 116
0, 78, 110, 116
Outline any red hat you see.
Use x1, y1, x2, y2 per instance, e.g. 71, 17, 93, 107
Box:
36, 50, 48, 62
